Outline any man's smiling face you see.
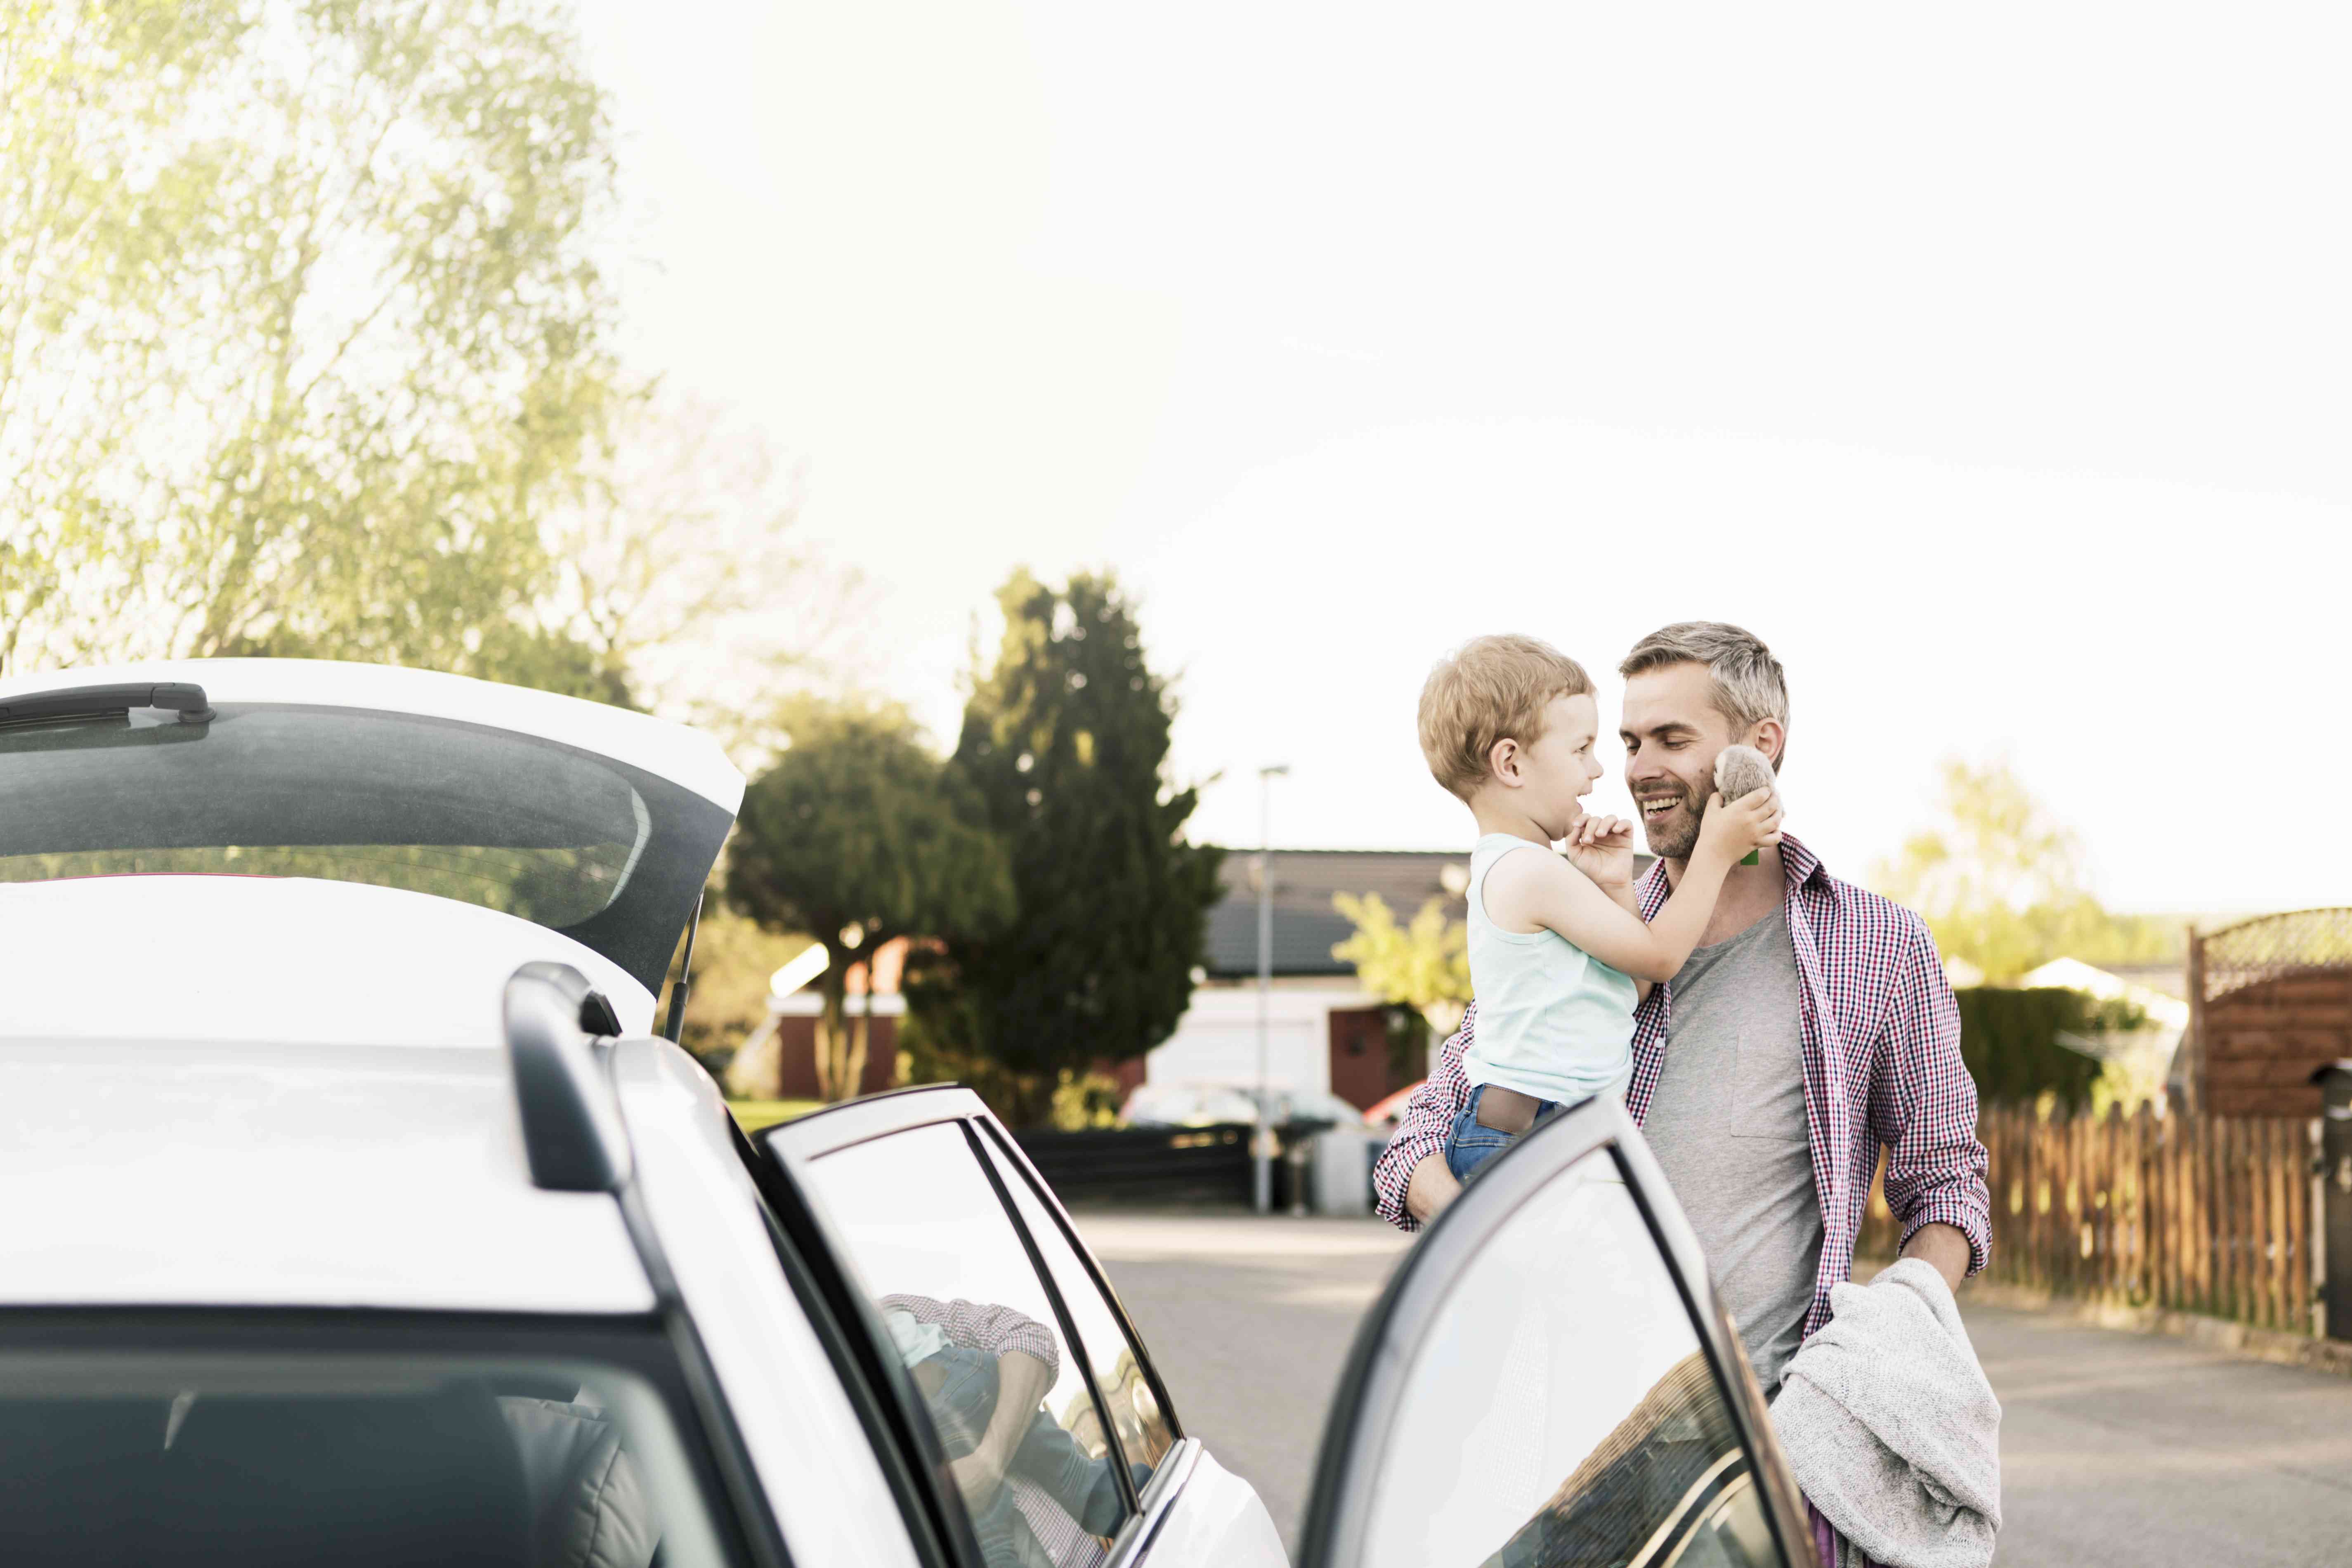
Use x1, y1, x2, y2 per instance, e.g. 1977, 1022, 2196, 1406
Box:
1619, 661, 1750, 860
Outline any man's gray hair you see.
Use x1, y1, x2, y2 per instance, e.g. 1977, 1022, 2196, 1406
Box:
1619, 622, 1791, 770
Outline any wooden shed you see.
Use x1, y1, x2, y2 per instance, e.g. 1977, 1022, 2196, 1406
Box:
2187, 907, 2352, 1117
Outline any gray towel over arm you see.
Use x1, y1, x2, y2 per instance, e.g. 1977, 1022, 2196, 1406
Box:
1769, 1257, 2002, 1568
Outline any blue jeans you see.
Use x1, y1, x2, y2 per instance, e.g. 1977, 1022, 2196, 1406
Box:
1444, 1084, 1564, 1183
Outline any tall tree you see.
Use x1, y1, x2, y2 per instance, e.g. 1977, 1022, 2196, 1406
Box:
0, 0, 619, 678
1872, 757, 2180, 984
726, 697, 1012, 1102
919, 569, 1224, 1125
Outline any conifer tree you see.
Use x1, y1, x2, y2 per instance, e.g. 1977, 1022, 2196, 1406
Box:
917, 569, 1223, 1124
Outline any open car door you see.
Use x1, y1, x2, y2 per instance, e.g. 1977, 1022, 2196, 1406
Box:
1299, 1096, 1818, 1568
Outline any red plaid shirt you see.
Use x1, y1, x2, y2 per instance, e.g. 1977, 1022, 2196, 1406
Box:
1372, 833, 1991, 1341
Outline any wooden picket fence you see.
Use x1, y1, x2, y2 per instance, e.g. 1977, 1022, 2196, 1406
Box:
1860, 1103, 2324, 1334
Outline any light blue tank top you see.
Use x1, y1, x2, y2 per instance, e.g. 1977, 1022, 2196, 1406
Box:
1462, 834, 1640, 1106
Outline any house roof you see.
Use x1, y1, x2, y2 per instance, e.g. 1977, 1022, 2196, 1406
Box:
1204, 849, 1469, 978
1202, 846, 1656, 979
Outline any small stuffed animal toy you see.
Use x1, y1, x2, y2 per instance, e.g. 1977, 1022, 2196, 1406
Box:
1713, 744, 1777, 865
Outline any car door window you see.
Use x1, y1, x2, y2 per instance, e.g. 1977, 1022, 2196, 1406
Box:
1313, 1137, 1797, 1568
796, 1119, 1134, 1568
972, 1130, 1178, 1483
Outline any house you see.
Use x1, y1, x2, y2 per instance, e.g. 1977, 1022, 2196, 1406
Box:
1135, 849, 1470, 1112
732, 937, 907, 1101
2021, 955, 2190, 1108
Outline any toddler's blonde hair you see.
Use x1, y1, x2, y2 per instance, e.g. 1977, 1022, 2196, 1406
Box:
1417, 634, 1593, 801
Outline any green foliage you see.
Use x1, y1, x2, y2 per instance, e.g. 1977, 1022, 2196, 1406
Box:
1872, 758, 2182, 984
1330, 892, 1472, 1039
723, 1099, 824, 1135
912, 569, 1224, 1126
0, 0, 618, 678
726, 697, 1013, 1101
1955, 987, 2148, 1112
1048, 1070, 1126, 1131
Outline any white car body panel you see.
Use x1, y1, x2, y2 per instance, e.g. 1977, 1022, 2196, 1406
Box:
0, 657, 745, 813
1126, 1443, 1289, 1568
0, 876, 657, 1042
0, 1040, 653, 1313
610, 1037, 924, 1568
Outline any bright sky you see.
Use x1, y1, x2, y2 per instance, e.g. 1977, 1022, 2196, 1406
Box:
575, 3, 2349, 916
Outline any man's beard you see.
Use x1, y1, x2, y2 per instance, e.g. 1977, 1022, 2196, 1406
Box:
1638, 786, 1706, 860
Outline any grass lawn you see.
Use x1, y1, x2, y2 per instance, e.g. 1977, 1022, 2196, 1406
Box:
725, 1098, 825, 1134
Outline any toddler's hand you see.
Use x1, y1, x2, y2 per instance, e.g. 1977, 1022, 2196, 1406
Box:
1696, 786, 1782, 866
1563, 813, 1636, 890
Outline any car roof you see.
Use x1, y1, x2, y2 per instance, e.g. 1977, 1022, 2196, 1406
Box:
0, 656, 745, 813
0, 1040, 655, 1314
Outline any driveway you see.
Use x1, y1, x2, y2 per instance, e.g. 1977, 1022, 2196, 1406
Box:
1077, 1211, 2352, 1566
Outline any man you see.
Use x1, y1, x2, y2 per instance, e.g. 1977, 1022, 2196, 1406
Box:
1375, 620, 1990, 1393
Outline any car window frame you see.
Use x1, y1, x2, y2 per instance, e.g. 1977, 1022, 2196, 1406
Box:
1295, 1093, 1817, 1568
757, 1088, 1157, 1561
727, 1117, 981, 1568
967, 1116, 1187, 1450
950, 1116, 1148, 1517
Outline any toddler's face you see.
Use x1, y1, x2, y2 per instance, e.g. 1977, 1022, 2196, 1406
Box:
1517, 692, 1604, 839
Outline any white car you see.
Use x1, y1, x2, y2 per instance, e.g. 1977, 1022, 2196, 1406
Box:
1118, 1084, 1367, 1131
0, 660, 1814, 1568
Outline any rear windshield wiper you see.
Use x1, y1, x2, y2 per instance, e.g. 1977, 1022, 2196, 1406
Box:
0, 682, 216, 728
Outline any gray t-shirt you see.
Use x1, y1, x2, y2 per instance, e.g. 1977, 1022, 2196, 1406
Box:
1640, 904, 1824, 1395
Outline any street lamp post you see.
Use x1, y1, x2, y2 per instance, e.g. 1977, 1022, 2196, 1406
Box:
1254, 763, 1289, 1215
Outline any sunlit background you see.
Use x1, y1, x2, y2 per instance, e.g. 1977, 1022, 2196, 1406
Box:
576, 2, 2348, 914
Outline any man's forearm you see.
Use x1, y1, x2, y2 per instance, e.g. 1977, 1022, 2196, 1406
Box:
1405, 1153, 1462, 1225
1901, 1222, 1971, 1293
979, 1350, 1054, 1469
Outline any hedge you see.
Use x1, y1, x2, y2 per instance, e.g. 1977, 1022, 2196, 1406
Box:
1953, 986, 2145, 1112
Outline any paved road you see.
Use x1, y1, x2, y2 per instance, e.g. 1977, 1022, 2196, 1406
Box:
1079, 1214, 1405, 1549
1076, 1211, 2352, 1566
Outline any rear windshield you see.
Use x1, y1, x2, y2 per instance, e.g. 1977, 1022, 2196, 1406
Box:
0, 1318, 750, 1568
0, 703, 731, 993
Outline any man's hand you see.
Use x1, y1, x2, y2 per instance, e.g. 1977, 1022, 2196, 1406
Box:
1405, 1153, 1462, 1225
1562, 812, 1637, 893
1901, 1221, 1971, 1292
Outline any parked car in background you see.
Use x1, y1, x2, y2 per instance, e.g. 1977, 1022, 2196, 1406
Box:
1118, 1083, 1367, 1131
0, 661, 1817, 1568
1116, 1083, 1261, 1129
